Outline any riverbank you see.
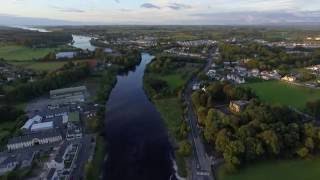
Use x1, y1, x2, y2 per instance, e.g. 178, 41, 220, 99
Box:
143, 54, 205, 177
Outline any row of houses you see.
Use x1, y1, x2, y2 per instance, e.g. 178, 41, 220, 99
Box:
177, 40, 217, 47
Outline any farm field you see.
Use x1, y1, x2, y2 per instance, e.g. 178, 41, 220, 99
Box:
0, 44, 55, 61
218, 158, 320, 180
243, 81, 320, 109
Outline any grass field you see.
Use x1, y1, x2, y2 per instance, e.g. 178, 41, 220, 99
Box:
24, 62, 68, 71
159, 74, 186, 91
243, 81, 320, 109
0, 44, 55, 61
154, 98, 183, 135
218, 158, 320, 180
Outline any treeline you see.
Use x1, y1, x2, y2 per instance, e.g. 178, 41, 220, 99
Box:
4, 62, 90, 102
192, 82, 320, 173
0, 28, 72, 48
144, 55, 203, 98
219, 42, 320, 70
95, 48, 141, 70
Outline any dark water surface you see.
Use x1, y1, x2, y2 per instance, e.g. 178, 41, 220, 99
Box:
104, 53, 175, 180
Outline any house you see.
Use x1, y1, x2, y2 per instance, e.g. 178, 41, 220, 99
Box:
250, 69, 260, 77
229, 100, 249, 113
281, 75, 296, 82
192, 83, 201, 91
7, 130, 63, 151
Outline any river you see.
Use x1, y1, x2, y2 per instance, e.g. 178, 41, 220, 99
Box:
14, 26, 176, 179
104, 53, 176, 180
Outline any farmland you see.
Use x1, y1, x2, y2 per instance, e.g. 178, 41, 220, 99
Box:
243, 81, 320, 109
0, 44, 55, 61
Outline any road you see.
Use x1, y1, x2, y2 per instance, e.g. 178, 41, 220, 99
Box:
183, 52, 214, 180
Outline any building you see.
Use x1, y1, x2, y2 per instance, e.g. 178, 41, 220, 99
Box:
41, 107, 69, 119
0, 156, 18, 175
55, 52, 77, 59
66, 124, 82, 141
50, 86, 88, 103
7, 130, 63, 151
0, 151, 35, 175
281, 75, 296, 82
21, 115, 42, 130
229, 100, 249, 113
46, 168, 58, 180
31, 121, 54, 132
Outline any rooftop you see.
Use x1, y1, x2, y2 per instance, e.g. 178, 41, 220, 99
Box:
50, 86, 87, 96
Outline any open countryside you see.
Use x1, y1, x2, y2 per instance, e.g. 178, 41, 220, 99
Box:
243, 81, 320, 109
0, 44, 55, 61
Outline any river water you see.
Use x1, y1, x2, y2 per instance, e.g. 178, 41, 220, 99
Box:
104, 53, 175, 180
14, 26, 175, 179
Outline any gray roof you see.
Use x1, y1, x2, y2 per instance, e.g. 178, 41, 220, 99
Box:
47, 168, 57, 180
8, 130, 62, 144
41, 107, 70, 117
50, 86, 87, 96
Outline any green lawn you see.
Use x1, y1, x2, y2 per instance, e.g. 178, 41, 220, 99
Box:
0, 44, 55, 61
243, 81, 320, 109
219, 158, 320, 180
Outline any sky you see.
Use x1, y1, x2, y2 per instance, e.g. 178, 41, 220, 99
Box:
0, 0, 320, 25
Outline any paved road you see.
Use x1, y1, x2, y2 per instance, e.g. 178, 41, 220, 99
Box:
183, 52, 214, 180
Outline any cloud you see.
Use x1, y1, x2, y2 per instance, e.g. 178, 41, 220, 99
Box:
50, 5, 85, 13
114, 0, 120, 3
167, 3, 191, 10
190, 11, 320, 25
140, 3, 161, 9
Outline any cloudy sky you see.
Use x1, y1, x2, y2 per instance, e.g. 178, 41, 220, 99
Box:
1, 0, 320, 25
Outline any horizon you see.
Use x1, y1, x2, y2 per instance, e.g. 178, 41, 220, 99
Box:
1, 0, 320, 25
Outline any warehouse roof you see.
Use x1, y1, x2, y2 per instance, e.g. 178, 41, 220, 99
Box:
50, 86, 87, 96
31, 121, 53, 132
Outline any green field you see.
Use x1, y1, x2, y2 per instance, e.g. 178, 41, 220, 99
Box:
243, 81, 320, 109
0, 44, 55, 61
219, 158, 320, 180
154, 98, 183, 135
159, 74, 186, 91
24, 62, 68, 71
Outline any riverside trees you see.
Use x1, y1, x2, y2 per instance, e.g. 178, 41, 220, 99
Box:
192, 82, 320, 173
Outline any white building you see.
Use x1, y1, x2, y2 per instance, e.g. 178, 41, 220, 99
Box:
21, 115, 42, 130
31, 121, 54, 132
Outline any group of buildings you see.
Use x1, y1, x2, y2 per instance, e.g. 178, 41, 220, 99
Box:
0, 86, 97, 179
0, 61, 35, 84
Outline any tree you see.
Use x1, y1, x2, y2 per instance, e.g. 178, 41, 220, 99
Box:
296, 147, 309, 158
178, 140, 192, 156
